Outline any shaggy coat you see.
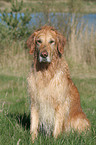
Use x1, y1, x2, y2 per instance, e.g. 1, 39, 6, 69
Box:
27, 25, 90, 142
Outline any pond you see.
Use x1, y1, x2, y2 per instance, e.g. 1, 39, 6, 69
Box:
0, 13, 96, 32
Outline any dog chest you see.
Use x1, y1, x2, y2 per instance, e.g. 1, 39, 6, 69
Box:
36, 70, 69, 104
39, 102, 55, 134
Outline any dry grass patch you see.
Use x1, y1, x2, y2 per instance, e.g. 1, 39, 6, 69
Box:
65, 25, 96, 66
0, 40, 31, 77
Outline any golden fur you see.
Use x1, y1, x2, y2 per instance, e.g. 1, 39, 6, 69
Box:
27, 25, 90, 142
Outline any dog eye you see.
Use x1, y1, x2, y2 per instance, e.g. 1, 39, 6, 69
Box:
49, 40, 55, 44
36, 39, 42, 45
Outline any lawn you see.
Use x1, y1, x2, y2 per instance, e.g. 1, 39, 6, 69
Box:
0, 73, 96, 145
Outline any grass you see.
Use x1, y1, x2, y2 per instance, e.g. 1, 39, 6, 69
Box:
0, 73, 96, 145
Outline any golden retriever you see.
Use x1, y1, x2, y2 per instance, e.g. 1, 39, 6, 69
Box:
27, 25, 90, 142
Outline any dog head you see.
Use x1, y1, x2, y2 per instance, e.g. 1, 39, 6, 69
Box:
27, 25, 66, 63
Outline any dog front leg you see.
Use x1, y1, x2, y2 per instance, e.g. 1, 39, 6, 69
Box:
53, 106, 64, 138
30, 105, 39, 142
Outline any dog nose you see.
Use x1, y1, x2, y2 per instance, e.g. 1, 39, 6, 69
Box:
41, 51, 48, 58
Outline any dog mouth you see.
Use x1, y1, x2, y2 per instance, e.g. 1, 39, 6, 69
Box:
39, 56, 51, 63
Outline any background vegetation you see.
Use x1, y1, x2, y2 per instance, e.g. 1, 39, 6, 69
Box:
0, 0, 96, 13
0, 0, 96, 144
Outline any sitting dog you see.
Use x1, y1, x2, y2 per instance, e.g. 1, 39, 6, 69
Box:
27, 25, 90, 141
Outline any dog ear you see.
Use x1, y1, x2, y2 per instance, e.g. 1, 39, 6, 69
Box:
27, 33, 35, 54
57, 34, 66, 55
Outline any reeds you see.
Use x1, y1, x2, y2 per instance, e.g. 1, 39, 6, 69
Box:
0, 40, 31, 76
66, 23, 96, 65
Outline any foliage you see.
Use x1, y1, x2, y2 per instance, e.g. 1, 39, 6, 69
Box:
11, 0, 23, 12
0, 0, 31, 40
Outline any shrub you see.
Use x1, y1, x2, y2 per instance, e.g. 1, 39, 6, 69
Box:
0, 0, 32, 40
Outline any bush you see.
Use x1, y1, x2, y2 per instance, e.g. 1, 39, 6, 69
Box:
0, 0, 32, 40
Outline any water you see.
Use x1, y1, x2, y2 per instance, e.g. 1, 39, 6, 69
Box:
29, 13, 96, 30
0, 13, 96, 31
81, 13, 96, 30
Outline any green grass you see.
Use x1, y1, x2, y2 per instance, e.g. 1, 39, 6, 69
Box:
0, 74, 96, 145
